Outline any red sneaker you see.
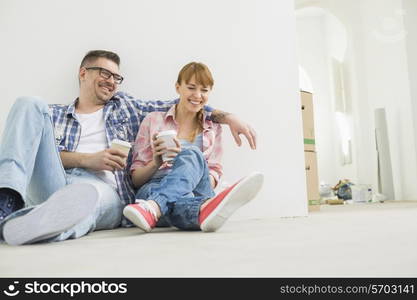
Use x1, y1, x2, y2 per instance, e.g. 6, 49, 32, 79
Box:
123, 200, 158, 232
199, 172, 264, 232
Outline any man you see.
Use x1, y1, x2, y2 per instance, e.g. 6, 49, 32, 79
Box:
0, 50, 259, 245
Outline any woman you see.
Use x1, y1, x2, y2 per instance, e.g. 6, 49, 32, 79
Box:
123, 62, 263, 232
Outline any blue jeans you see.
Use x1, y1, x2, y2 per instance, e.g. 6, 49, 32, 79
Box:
0, 97, 123, 243
136, 147, 215, 230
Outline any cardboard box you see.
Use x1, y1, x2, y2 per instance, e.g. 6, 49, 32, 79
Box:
308, 204, 321, 212
301, 91, 315, 152
304, 151, 320, 212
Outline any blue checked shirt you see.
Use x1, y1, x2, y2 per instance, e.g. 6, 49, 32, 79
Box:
49, 91, 213, 217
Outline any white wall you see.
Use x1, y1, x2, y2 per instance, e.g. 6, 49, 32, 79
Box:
295, 13, 338, 186
354, 0, 417, 200
295, 9, 357, 188
296, 0, 417, 200
0, 0, 306, 218
403, 0, 417, 184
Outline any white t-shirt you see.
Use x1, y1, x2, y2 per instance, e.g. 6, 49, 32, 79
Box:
75, 108, 117, 188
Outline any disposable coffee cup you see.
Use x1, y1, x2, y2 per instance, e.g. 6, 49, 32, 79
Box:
110, 139, 132, 162
157, 130, 177, 162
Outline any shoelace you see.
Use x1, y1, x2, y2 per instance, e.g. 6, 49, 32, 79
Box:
135, 199, 158, 220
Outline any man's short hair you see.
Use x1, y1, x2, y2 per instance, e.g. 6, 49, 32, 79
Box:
80, 50, 120, 68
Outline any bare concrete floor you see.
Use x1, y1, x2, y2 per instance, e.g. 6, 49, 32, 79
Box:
1, 201, 416, 277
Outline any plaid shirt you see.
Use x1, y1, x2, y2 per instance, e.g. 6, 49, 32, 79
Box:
49, 91, 213, 213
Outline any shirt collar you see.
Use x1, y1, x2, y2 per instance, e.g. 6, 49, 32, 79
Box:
66, 98, 78, 117
164, 104, 212, 130
66, 96, 119, 117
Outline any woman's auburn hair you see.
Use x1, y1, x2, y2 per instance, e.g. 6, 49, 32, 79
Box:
176, 62, 214, 88
176, 62, 214, 142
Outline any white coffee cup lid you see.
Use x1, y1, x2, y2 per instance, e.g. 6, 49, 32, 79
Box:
157, 130, 177, 137
111, 139, 132, 148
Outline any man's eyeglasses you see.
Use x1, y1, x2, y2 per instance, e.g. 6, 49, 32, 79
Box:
85, 67, 124, 84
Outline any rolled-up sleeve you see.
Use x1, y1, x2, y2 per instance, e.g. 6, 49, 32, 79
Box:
207, 124, 223, 185
130, 115, 153, 173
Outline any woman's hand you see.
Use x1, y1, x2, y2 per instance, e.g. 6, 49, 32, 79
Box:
152, 133, 166, 167
152, 134, 182, 166
209, 175, 217, 189
164, 138, 181, 161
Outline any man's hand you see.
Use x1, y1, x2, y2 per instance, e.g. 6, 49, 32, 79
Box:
82, 149, 127, 171
226, 114, 257, 149
211, 110, 257, 149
